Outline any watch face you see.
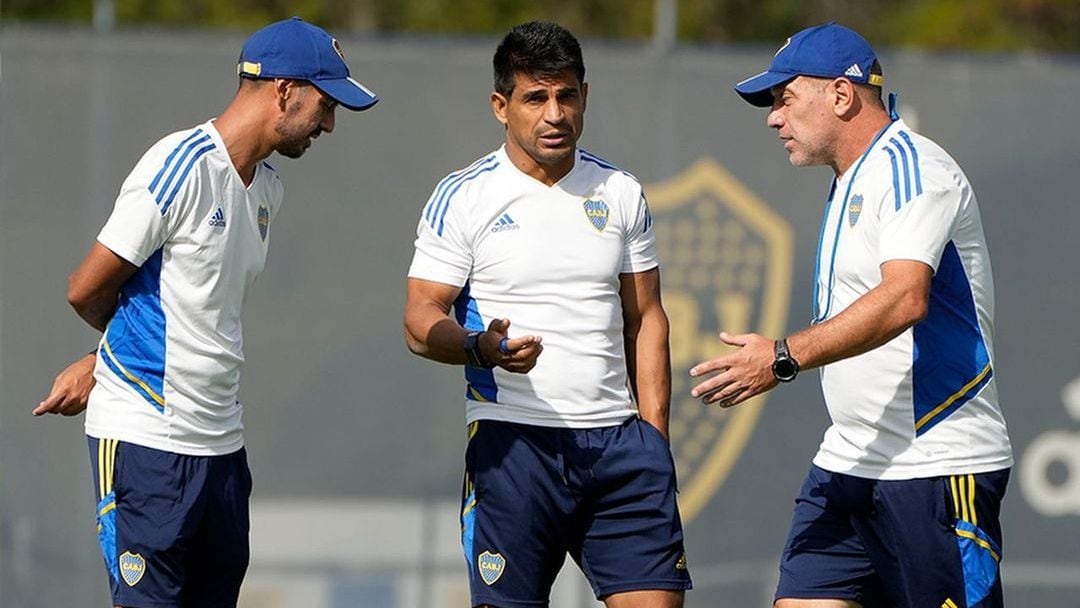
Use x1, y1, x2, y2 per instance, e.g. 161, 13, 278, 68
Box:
772, 358, 798, 381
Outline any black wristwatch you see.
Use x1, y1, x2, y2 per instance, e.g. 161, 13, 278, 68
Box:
771, 338, 800, 382
464, 331, 495, 369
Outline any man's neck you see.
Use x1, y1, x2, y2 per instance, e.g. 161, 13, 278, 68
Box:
832, 111, 893, 177
214, 98, 274, 186
504, 140, 574, 187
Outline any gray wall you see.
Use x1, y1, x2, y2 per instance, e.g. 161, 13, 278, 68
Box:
2, 25, 1079, 607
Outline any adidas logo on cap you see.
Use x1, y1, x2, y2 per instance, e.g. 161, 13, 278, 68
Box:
844, 63, 864, 78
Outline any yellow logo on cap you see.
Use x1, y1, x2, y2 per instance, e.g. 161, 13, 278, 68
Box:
238, 61, 262, 77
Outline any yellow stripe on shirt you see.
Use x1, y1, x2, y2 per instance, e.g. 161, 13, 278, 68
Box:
915, 364, 992, 431
101, 338, 166, 407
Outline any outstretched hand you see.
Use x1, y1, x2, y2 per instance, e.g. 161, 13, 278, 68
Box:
481, 318, 543, 373
33, 353, 97, 417
689, 332, 778, 408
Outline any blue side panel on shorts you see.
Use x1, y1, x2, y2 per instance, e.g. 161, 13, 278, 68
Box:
453, 282, 498, 402
912, 241, 992, 435
101, 249, 167, 412
461, 487, 477, 575
955, 519, 1001, 606
97, 491, 119, 582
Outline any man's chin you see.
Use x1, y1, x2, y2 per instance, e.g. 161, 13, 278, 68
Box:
276, 145, 307, 159
535, 145, 574, 165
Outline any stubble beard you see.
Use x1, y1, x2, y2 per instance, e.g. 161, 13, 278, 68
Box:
274, 101, 311, 159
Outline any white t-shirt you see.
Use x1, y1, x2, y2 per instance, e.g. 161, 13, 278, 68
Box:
811, 118, 1012, 479
85, 120, 283, 456
408, 146, 659, 428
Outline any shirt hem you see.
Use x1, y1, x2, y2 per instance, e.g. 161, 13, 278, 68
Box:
465, 405, 637, 429
811, 453, 1014, 480
85, 425, 244, 457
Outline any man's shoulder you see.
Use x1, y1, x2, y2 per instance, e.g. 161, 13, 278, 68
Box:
432, 149, 503, 190
577, 148, 640, 185
141, 123, 213, 161
575, 149, 644, 207
130, 123, 218, 186
861, 123, 969, 201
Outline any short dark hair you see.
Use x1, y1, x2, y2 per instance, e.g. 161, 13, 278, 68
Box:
493, 21, 585, 97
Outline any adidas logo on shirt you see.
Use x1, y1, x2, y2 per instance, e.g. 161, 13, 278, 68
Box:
844, 63, 864, 78
208, 207, 227, 228
490, 213, 520, 233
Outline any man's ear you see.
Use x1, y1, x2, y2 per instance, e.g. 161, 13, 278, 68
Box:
274, 78, 295, 111
831, 77, 857, 117
491, 91, 509, 126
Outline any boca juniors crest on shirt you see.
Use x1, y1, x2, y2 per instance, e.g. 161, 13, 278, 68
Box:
258, 205, 270, 241
119, 551, 146, 587
477, 551, 506, 585
849, 194, 864, 226
583, 199, 609, 232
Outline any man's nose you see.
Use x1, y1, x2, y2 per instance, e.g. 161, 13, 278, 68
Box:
543, 98, 565, 123
321, 107, 336, 134
766, 108, 783, 129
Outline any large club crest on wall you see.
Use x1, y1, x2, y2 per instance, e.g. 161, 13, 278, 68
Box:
647, 159, 793, 523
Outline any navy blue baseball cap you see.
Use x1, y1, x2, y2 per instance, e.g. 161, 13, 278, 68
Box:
238, 17, 378, 111
734, 22, 883, 107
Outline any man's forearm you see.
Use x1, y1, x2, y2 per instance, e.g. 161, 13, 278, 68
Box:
72, 297, 116, 333
405, 306, 469, 365
788, 274, 927, 370
627, 311, 672, 437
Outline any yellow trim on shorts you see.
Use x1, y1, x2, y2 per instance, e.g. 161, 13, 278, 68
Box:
98, 438, 120, 498
950, 474, 980, 526
955, 528, 1000, 562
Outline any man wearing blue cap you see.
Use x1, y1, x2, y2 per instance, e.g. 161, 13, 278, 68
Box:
690, 22, 1012, 608
34, 17, 376, 607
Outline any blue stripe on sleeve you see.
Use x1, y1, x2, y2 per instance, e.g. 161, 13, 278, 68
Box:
898, 131, 923, 196
884, 147, 902, 210
581, 150, 617, 171
436, 163, 500, 236
889, 138, 912, 203
148, 129, 204, 194
153, 134, 212, 206
425, 155, 496, 224
160, 143, 215, 214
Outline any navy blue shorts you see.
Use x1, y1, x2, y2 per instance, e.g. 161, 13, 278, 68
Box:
88, 437, 252, 608
776, 464, 1009, 608
460, 417, 692, 607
